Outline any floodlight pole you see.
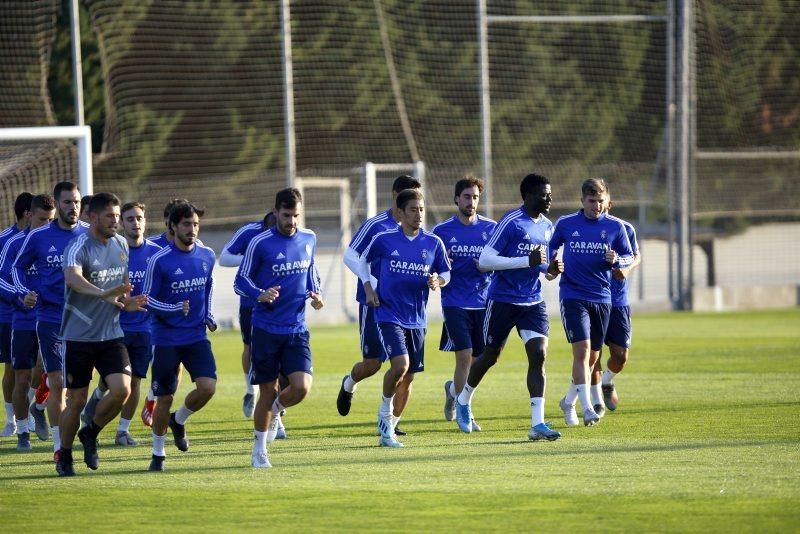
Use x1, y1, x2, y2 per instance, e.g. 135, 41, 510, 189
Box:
676, 0, 693, 310
478, 0, 493, 219
281, 0, 296, 187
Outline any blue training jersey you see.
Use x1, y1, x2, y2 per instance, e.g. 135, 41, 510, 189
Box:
485, 206, 552, 304
611, 219, 639, 307
363, 227, 450, 329
150, 232, 170, 248
548, 210, 634, 304
0, 229, 36, 330
223, 220, 266, 308
432, 215, 496, 308
348, 209, 398, 305
141, 243, 216, 346
12, 220, 88, 324
120, 238, 162, 333
0, 225, 21, 322
234, 228, 320, 335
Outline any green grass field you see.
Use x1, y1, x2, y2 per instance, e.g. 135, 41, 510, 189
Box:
1, 309, 799, 532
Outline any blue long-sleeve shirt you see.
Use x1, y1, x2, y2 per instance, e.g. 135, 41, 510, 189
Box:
361, 227, 451, 329
12, 220, 88, 324
141, 243, 216, 346
432, 215, 496, 308
348, 209, 398, 305
0, 229, 36, 330
548, 210, 634, 304
234, 228, 320, 335
0, 224, 21, 323
611, 219, 639, 307
484, 207, 552, 305
223, 220, 266, 308
120, 238, 162, 333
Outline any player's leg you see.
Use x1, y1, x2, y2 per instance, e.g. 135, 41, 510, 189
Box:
456, 301, 515, 433
117, 331, 151, 444
439, 307, 474, 422
56, 385, 87, 476
337, 304, 384, 416
1, 322, 14, 436
250, 325, 281, 467
602, 305, 632, 410
81, 376, 106, 428
58, 340, 97, 475
240, 303, 256, 418
390, 327, 425, 436
149, 345, 180, 471
518, 302, 560, 441
558, 300, 597, 426
168, 340, 217, 454
37, 321, 65, 456
270, 331, 313, 441
376, 323, 409, 447
11, 329, 39, 450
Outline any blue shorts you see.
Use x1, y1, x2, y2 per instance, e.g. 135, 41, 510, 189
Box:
239, 304, 253, 345
440, 307, 486, 355
359, 304, 388, 362
124, 330, 153, 378
36, 321, 64, 374
0, 322, 11, 364
11, 329, 38, 370
250, 327, 312, 384
151, 340, 216, 396
377, 323, 426, 374
483, 300, 549, 350
605, 305, 632, 348
560, 299, 612, 351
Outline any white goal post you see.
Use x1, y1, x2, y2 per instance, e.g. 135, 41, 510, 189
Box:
0, 126, 93, 195
362, 161, 426, 219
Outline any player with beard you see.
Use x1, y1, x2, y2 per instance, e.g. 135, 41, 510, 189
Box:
56, 193, 147, 476
142, 202, 217, 472
432, 178, 496, 429
455, 173, 563, 441
0, 194, 55, 449
13, 181, 88, 460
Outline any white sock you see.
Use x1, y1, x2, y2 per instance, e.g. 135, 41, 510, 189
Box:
92, 387, 104, 401
565, 383, 579, 405
343, 374, 357, 393
254, 430, 267, 453
244, 373, 255, 394
379, 395, 393, 417
117, 417, 132, 433
272, 397, 285, 415
457, 384, 475, 406
576, 384, 592, 413
52, 426, 61, 452
5, 401, 14, 421
146, 388, 155, 402
530, 397, 545, 427
35, 402, 46, 411
152, 433, 167, 457
174, 405, 194, 425
16, 418, 29, 434
602, 369, 617, 385
449, 381, 457, 398
590, 384, 603, 406
27, 388, 35, 406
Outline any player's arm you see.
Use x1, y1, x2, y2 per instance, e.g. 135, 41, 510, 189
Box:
607, 225, 635, 268
342, 246, 362, 277
428, 237, 452, 291
357, 239, 380, 307
11, 233, 35, 295
306, 259, 324, 310
545, 222, 565, 280
613, 226, 641, 280
141, 255, 186, 316
478, 245, 530, 271
205, 274, 217, 331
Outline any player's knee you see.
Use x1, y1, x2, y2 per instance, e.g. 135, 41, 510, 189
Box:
196, 380, 216, 399
362, 358, 381, 376
610, 346, 629, 366
15, 372, 32, 387
48, 374, 63, 390
108, 385, 131, 404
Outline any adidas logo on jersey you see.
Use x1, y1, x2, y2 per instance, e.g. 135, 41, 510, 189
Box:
48, 245, 58, 252
523, 234, 530, 240
572, 231, 580, 237
174, 267, 184, 275
449, 237, 458, 243
391, 250, 400, 257
92, 259, 101, 266
276, 252, 286, 259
